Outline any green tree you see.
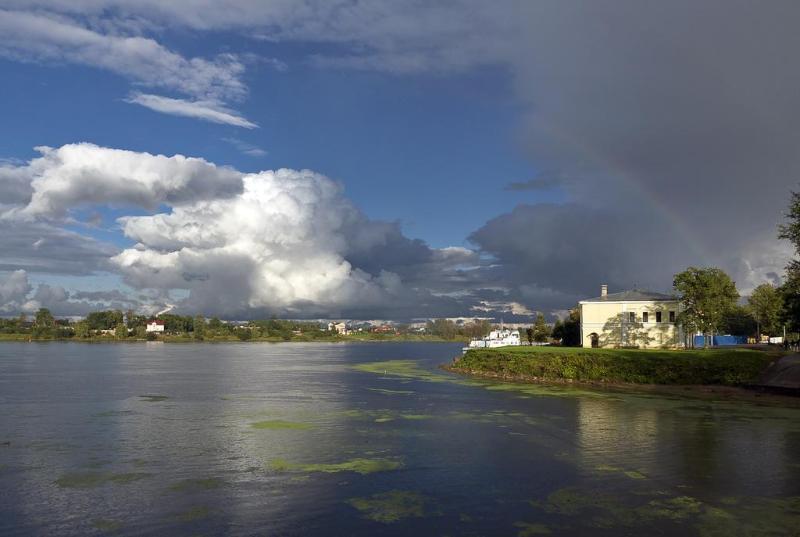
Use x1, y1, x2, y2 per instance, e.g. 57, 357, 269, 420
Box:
552, 308, 581, 346
747, 283, 782, 337
35, 308, 54, 327
673, 267, 739, 347
779, 191, 800, 331
532, 312, 550, 343
525, 327, 534, 345
720, 305, 757, 337
193, 315, 205, 340
115, 323, 128, 339
74, 321, 89, 338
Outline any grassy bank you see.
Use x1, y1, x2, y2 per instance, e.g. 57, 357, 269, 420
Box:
452, 346, 778, 386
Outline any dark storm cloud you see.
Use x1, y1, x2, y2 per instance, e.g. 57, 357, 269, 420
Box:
0, 220, 118, 275
503, 0, 800, 292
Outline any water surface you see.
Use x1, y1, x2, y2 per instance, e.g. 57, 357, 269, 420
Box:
1, 342, 799, 536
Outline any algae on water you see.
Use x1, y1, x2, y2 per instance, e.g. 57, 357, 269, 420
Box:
250, 420, 312, 430
347, 490, 425, 523
91, 519, 121, 531
54, 471, 151, 488
269, 457, 402, 475
514, 521, 552, 536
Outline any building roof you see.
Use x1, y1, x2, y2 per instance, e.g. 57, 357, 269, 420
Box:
581, 289, 678, 303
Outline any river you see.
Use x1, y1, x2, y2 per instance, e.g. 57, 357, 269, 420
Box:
1, 342, 798, 536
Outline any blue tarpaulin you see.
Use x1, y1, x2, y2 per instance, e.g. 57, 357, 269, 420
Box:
693, 335, 747, 347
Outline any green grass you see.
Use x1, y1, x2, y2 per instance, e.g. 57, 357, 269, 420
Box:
453, 346, 776, 386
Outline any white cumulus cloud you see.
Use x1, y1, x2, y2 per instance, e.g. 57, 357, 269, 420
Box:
112, 169, 409, 317
3, 143, 242, 219
127, 93, 258, 129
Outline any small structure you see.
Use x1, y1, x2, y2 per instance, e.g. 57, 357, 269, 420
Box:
468, 329, 521, 348
579, 285, 683, 349
145, 320, 165, 333
327, 322, 350, 335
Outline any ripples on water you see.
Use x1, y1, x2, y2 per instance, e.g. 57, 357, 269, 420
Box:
0, 342, 799, 536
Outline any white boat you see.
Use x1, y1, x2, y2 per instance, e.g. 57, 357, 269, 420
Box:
463, 329, 521, 352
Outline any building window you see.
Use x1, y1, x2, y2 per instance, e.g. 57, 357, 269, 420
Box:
629, 312, 636, 323
642, 311, 649, 323
669, 311, 676, 323
656, 311, 662, 323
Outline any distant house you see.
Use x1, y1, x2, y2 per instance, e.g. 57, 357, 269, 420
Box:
146, 320, 165, 333
327, 322, 349, 335
579, 285, 683, 349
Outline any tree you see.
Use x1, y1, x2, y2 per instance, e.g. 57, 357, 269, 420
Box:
673, 267, 739, 347
747, 283, 782, 338
74, 321, 89, 338
194, 315, 205, 340
525, 327, 534, 345
532, 312, 550, 343
720, 305, 757, 337
779, 191, 800, 331
115, 323, 128, 339
35, 308, 54, 327
552, 308, 581, 346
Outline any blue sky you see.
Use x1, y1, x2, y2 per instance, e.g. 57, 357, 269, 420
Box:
0, 56, 559, 249
0, 2, 795, 320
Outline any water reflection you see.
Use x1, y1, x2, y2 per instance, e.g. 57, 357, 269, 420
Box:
0, 342, 799, 536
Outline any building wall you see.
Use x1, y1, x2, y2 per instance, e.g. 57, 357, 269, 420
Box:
579, 300, 683, 349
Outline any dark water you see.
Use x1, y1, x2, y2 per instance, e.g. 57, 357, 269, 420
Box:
1, 342, 799, 536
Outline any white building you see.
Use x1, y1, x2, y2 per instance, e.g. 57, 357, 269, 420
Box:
146, 320, 165, 333
579, 285, 683, 349
327, 322, 350, 335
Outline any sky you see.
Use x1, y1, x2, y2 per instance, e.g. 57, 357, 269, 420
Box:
0, 0, 798, 321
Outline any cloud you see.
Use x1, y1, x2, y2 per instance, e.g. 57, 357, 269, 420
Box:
3, 143, 242, 218
0, 220, 117, 275
0, 8, 254, 125
0, 270, 33, 313
111, 168, 464, 318
127, 93, 258, 129
222, 137, 268, 157
0, 270, 147, 315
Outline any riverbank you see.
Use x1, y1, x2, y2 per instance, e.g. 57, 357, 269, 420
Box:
450, 346, 779, 386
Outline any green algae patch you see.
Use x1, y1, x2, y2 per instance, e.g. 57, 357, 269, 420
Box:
347, 490, 425, 523
91, 519, 121, 531
168, 477, 223, 492
695, 496, 800, 537
339, 408, 433, 423
175, 506, 211, 522
353, 360, 450, 383
514, 521, 552, 536
250, 420, 312, 430
533, 487, 800, 534
269, 457, 403, 475
139, 395, 169, 402
54, 471, 151, 488
624, 470, 647, 480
